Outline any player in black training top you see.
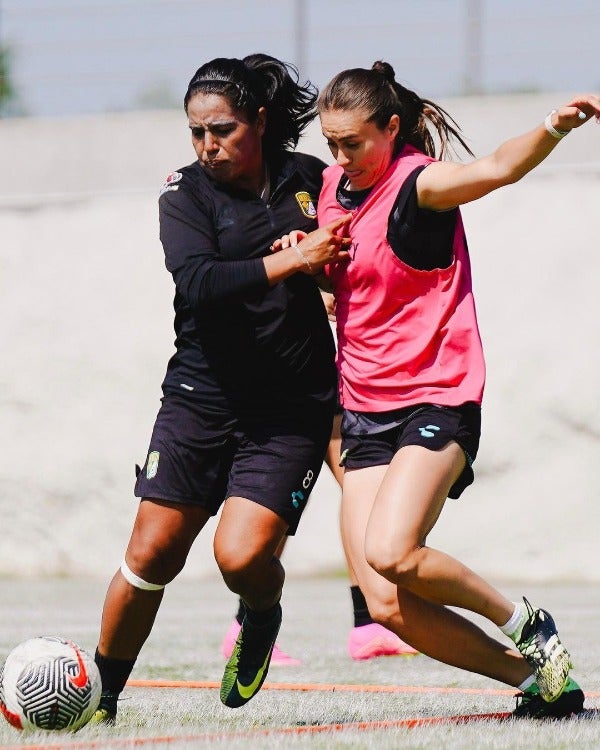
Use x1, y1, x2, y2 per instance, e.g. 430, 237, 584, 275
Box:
91, 54, 351, 721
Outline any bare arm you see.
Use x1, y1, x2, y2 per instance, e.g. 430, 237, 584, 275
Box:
417, 94, 600, 211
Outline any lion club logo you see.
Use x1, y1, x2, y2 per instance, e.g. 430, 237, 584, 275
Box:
295, 191, 317, 219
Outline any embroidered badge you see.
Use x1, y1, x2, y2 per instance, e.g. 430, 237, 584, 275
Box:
159, 171, 182, 196
295, 191, 317, 219
146, 451, 160, 479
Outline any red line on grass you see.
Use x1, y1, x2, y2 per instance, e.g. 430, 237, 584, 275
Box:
127, 678, 516, 696
0, 712, 512, 750
126, 679, 600, 699
3, 684, 596, 749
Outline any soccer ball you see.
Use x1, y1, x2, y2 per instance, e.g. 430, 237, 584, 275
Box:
0, 636, 102, 732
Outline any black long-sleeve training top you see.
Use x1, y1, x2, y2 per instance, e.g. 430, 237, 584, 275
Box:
157, 150, 337, 420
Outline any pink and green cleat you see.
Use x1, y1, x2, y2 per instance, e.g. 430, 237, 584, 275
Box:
348, 622, 418, 660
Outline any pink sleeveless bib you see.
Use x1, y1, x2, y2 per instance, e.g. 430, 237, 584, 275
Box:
319, 145, 485, 411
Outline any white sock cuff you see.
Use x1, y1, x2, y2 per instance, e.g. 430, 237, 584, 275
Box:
120, 559, 165, 591
499, 602, 526, 637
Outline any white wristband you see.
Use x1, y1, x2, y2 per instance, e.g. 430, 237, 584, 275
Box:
544, 110, 570, 139
292, 244, 313, 273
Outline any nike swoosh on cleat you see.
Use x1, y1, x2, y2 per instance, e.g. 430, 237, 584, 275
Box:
235, 647, 273, 700
67, 642, 89, 689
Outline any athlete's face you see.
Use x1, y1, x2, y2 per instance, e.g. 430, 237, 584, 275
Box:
187, 93, 266, 191
320, 108, 400, 190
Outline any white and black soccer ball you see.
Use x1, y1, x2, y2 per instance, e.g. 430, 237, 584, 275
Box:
0, 636, 101, 732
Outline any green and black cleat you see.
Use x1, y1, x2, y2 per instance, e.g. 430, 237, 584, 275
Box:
220, 603, 282, 708
515, 597, 572, 702
88, 691, 118, 726
513, 677, 584, 719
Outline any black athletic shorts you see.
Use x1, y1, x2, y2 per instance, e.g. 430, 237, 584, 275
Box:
134, 393, 334, 534
339, 402, 481, 499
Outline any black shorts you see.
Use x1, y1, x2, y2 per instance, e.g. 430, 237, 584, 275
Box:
339, 402, 481, 499
134, 393, 334, 534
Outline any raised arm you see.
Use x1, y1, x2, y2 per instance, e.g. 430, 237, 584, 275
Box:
417, 94, 600, 211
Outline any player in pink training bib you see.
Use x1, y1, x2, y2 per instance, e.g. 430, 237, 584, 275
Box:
272, 61, 599, 719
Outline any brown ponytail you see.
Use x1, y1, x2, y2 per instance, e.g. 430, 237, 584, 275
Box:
319, 61, 474, 160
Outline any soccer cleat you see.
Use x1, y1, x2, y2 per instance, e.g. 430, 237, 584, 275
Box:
88, 692, 118, 725
513, 677, 584, 718
221, 619, 301, 666
220, 603, 282, 708
515, 597, 572, 702
347, 622, 419, 660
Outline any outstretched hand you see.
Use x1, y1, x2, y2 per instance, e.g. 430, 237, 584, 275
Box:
553, 94, 600, 132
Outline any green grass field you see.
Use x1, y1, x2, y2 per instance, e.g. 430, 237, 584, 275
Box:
1, 577, 598, 749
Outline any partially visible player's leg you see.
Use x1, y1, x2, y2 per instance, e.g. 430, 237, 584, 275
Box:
364, 442, 573, 699
217, 410, 330, 708
342, 463, 532, 686
99, 498, 211, 657
93, 393, 235, 724
93, 498, 211, 724
326, 413, 417, 659
221, 532, 300, 666
216, 497, 289, 708
215, 497, 288, 611
343, 452, 580, 716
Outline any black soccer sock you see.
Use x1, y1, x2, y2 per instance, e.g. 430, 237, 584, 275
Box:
351, 585, 374, 627
235, 597, 246, 626
94, 649, 136, 696
244, 601, 280, 627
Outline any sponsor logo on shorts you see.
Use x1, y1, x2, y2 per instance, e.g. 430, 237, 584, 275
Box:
419, 424, 441, 438
291, 469, 314, 508
159, 171, 182, 196
146, 450, 160, 479
295, 191, 317, 219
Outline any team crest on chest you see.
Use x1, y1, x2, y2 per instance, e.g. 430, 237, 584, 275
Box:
295, 191, 317, 219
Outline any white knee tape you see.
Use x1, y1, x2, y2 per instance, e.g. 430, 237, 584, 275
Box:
120, 559, 165, 591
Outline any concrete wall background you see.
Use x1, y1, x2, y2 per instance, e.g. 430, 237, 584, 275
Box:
1, 93, 598, 582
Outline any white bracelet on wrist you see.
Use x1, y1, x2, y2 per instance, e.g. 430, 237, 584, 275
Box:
544, 110, 570, 139
292, 244, 313, 273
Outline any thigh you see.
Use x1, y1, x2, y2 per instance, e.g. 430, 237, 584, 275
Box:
126, 498, 213, 583
215, 496, 289, 570
367, 442, 466, 554
395, 404, 481, 500
341, 466, 399, 607
341, 403, 481, 500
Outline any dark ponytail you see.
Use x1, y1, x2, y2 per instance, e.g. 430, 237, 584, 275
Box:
184, 54, 318, 157
319, 61, 474, 160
